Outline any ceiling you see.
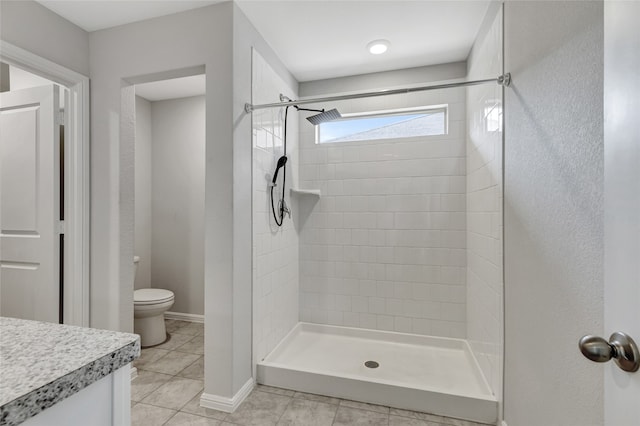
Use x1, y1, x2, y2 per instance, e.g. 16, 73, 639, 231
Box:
36, 1, 223, 32
236, 0, 490, 81
135, 74, 206, 102
36, 0, 491, 82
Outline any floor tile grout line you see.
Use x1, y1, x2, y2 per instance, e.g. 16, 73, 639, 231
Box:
274, 395, 295, 425
133, 321, 207, 424
133, 401, 178, 413
160, 409, 180, 426
329, 400, 340, 426
134, 327, 207, 419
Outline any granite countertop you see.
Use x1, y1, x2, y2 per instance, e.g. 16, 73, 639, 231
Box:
0, 317, 140, 426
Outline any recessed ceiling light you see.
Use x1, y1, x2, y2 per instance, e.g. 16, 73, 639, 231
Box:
367, 39, 390, 55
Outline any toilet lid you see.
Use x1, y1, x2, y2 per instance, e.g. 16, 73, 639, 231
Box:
134, 288, 174, 305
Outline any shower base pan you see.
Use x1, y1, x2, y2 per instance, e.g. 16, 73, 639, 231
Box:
257, 323, 497, 424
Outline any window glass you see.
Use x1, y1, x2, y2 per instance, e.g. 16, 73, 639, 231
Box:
317, 107, 447, 144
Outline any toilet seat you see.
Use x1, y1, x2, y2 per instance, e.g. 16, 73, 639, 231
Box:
134, 288, 174, 305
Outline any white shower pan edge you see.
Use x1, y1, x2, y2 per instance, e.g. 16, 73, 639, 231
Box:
257, 322, 498, 425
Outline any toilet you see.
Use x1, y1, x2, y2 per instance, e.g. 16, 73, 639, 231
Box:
133, 256, 175, 347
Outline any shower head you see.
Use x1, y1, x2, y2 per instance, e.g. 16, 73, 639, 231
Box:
271, 155, 288, 184
306, 108, 342, 125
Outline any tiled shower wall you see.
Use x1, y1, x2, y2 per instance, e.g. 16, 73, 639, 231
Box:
466, 6, 504, 400
298, 89, 467, 338
252, 50, 299, 365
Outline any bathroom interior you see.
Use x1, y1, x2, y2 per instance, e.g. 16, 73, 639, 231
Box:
132, 73, 206, 348
250, 16, 503, 420
248, 3, 503, 422
0, 1, 631, 426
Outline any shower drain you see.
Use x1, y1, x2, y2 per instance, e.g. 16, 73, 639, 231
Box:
364, 361, 379, 369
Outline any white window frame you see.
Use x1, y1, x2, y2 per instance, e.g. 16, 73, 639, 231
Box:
315, 104, 448, 144
1, 41, 90, 327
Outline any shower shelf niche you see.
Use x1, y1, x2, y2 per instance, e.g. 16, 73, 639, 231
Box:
290, 188, 321, 197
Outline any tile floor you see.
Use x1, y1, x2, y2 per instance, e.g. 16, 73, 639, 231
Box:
131, 320, 491, 426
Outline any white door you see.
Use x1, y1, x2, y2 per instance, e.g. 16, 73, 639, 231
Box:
603, 1, 640, 424
0, 84, 60, 323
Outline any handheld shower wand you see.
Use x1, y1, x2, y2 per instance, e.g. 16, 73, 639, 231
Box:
270, 95, 342, 227
271, 155, 288, 185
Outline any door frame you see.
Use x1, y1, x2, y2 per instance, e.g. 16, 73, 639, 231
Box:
0, 41, 90, 327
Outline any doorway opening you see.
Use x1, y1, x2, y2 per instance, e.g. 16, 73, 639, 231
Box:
0, 44, 89, 327
130, 71, 206, 353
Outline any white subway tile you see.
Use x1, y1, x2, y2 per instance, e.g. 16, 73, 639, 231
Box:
352, 295, 368, 313
335, 229, 352, 245
292, 86, 494, 344
335, 196, 351, 212
449, 285, 466, 303
359, 313, 377, 329
394, 282, 412, 299
335, 295, 352, 311
376, 247, 395, 264
343, 179, 362, 195
394, 213, 430, 230
317, 164, 335, 180
376, 315, 395, 331
376, 282, 395, 298
368, 230, 386, 246
441, 303, 466, 322
403, 300, 423, 317
412, 318, 432, 335
369, 297, 386, 314
449, 322, 466, 339
327, 213, 344, 229
352, 229, 369, 245
376, 213, 394, 229
359, 280, 377, 296
422, 301, 442, 320
394, 316, 413, 333
342, 279, 360, 296
327, 181, 344, 196
327, 147, 343, 163
327, 310, 344, 326
300, 309, 312, 322
343, 312, 359, 327
412, 283, 430, 300
311, 309, 328, 324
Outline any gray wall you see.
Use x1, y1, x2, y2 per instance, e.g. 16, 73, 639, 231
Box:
504, 1, 604, 425
151, 96, 205, 315
135, 96, 152, 290
89, 0, 296, 401
0, 0, 89, 76
88, 2, 237, 399
300, 62, 466, 97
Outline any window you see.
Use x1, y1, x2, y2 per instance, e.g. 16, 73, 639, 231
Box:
316, 106, 447, 144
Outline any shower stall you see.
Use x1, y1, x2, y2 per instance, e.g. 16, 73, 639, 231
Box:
250, 6, 504, 424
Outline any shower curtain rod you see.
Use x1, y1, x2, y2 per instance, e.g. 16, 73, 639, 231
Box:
245, 73, 510, 113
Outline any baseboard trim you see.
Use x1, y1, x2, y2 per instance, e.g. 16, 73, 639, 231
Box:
501, 421, 508, 426
165, 311, 204, 323
130, 366, 138, 381
200, 378, 254, 413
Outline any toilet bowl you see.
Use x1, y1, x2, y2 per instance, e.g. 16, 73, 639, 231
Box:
133, 256, 175, 347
